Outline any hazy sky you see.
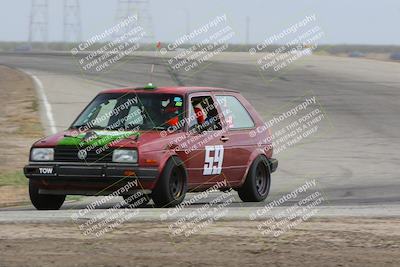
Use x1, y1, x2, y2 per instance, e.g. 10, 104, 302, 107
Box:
1, 0, 400, 44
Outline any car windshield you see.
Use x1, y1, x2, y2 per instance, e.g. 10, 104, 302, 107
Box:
71, 93, 185, 131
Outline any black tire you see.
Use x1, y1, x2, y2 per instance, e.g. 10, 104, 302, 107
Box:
238, 156, 271, 202
29, 179, 66, 210
151, 157, 187, 208
123, 193, 151, 208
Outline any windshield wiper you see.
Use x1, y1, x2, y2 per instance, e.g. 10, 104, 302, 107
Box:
70, 125, 104, 130
105, 125, 167, 131
151, 126, 167, 130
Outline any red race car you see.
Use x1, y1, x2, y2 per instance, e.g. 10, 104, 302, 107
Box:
24, 84, 278, 210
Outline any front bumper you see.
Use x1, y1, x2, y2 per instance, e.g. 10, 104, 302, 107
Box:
24, 162, 158, 192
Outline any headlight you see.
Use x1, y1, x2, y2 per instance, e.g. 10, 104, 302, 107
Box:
31, 148, 54, 161
112, 149, 137, 163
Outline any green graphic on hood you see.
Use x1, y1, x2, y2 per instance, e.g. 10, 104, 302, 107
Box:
57, 131, 140, 147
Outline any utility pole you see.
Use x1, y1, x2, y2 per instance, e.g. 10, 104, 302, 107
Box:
245, 16, 250, 44
184, 9, 190, 36
63, 0, 82, 43
114, 0, 155, 44
29, 0, 49, 50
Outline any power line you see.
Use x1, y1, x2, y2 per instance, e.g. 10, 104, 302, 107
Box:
63, 0, 82, 42
114, 0, 155, 43
245, 16, 250, 44
29, 0, 49, 49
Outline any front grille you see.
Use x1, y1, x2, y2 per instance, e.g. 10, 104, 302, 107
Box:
54, 146, 113, 163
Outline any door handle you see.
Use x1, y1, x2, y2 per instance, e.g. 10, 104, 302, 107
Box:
220, 136, 229, 142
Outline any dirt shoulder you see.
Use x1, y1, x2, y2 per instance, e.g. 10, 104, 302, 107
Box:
0, 65, 42, 206
0, 217, 399, 267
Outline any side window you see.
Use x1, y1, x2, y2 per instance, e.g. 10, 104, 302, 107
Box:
188, 104, 198, 130
189, 95, 222, 131
215, 95, 254, 129
160, 95, 184, 130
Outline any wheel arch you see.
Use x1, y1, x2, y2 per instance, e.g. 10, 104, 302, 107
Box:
155, 153, 188, 188
240, 151, 272, 186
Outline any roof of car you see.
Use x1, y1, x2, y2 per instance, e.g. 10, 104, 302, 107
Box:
99, 86, 239, 95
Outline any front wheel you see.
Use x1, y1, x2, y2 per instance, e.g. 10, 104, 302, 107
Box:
151, 157, 187, 208
29, 179, 66, 210
238, 156, 271, 202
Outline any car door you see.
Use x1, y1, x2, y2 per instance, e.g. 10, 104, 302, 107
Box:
213, 93, 257, 184
176, 92, 227, 188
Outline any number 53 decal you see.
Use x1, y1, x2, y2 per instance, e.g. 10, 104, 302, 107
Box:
203, 145, 224, 175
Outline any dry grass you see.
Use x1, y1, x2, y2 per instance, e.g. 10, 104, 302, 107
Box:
0, 65, 43, 205
0, 218, 399, 266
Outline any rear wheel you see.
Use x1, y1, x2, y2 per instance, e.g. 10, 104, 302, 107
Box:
29, 179, 66, 210
151, 157, 187, 208
238, 156, 271, 202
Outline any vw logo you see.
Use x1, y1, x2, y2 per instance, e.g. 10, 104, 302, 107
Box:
77, 149, 87, 160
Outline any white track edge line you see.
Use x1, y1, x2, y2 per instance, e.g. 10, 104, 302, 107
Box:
23, 70, 57, 134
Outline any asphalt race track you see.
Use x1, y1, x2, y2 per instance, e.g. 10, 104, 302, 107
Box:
1, 52, 399, 220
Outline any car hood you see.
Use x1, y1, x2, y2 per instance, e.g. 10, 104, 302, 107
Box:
33, 129, 172, 150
